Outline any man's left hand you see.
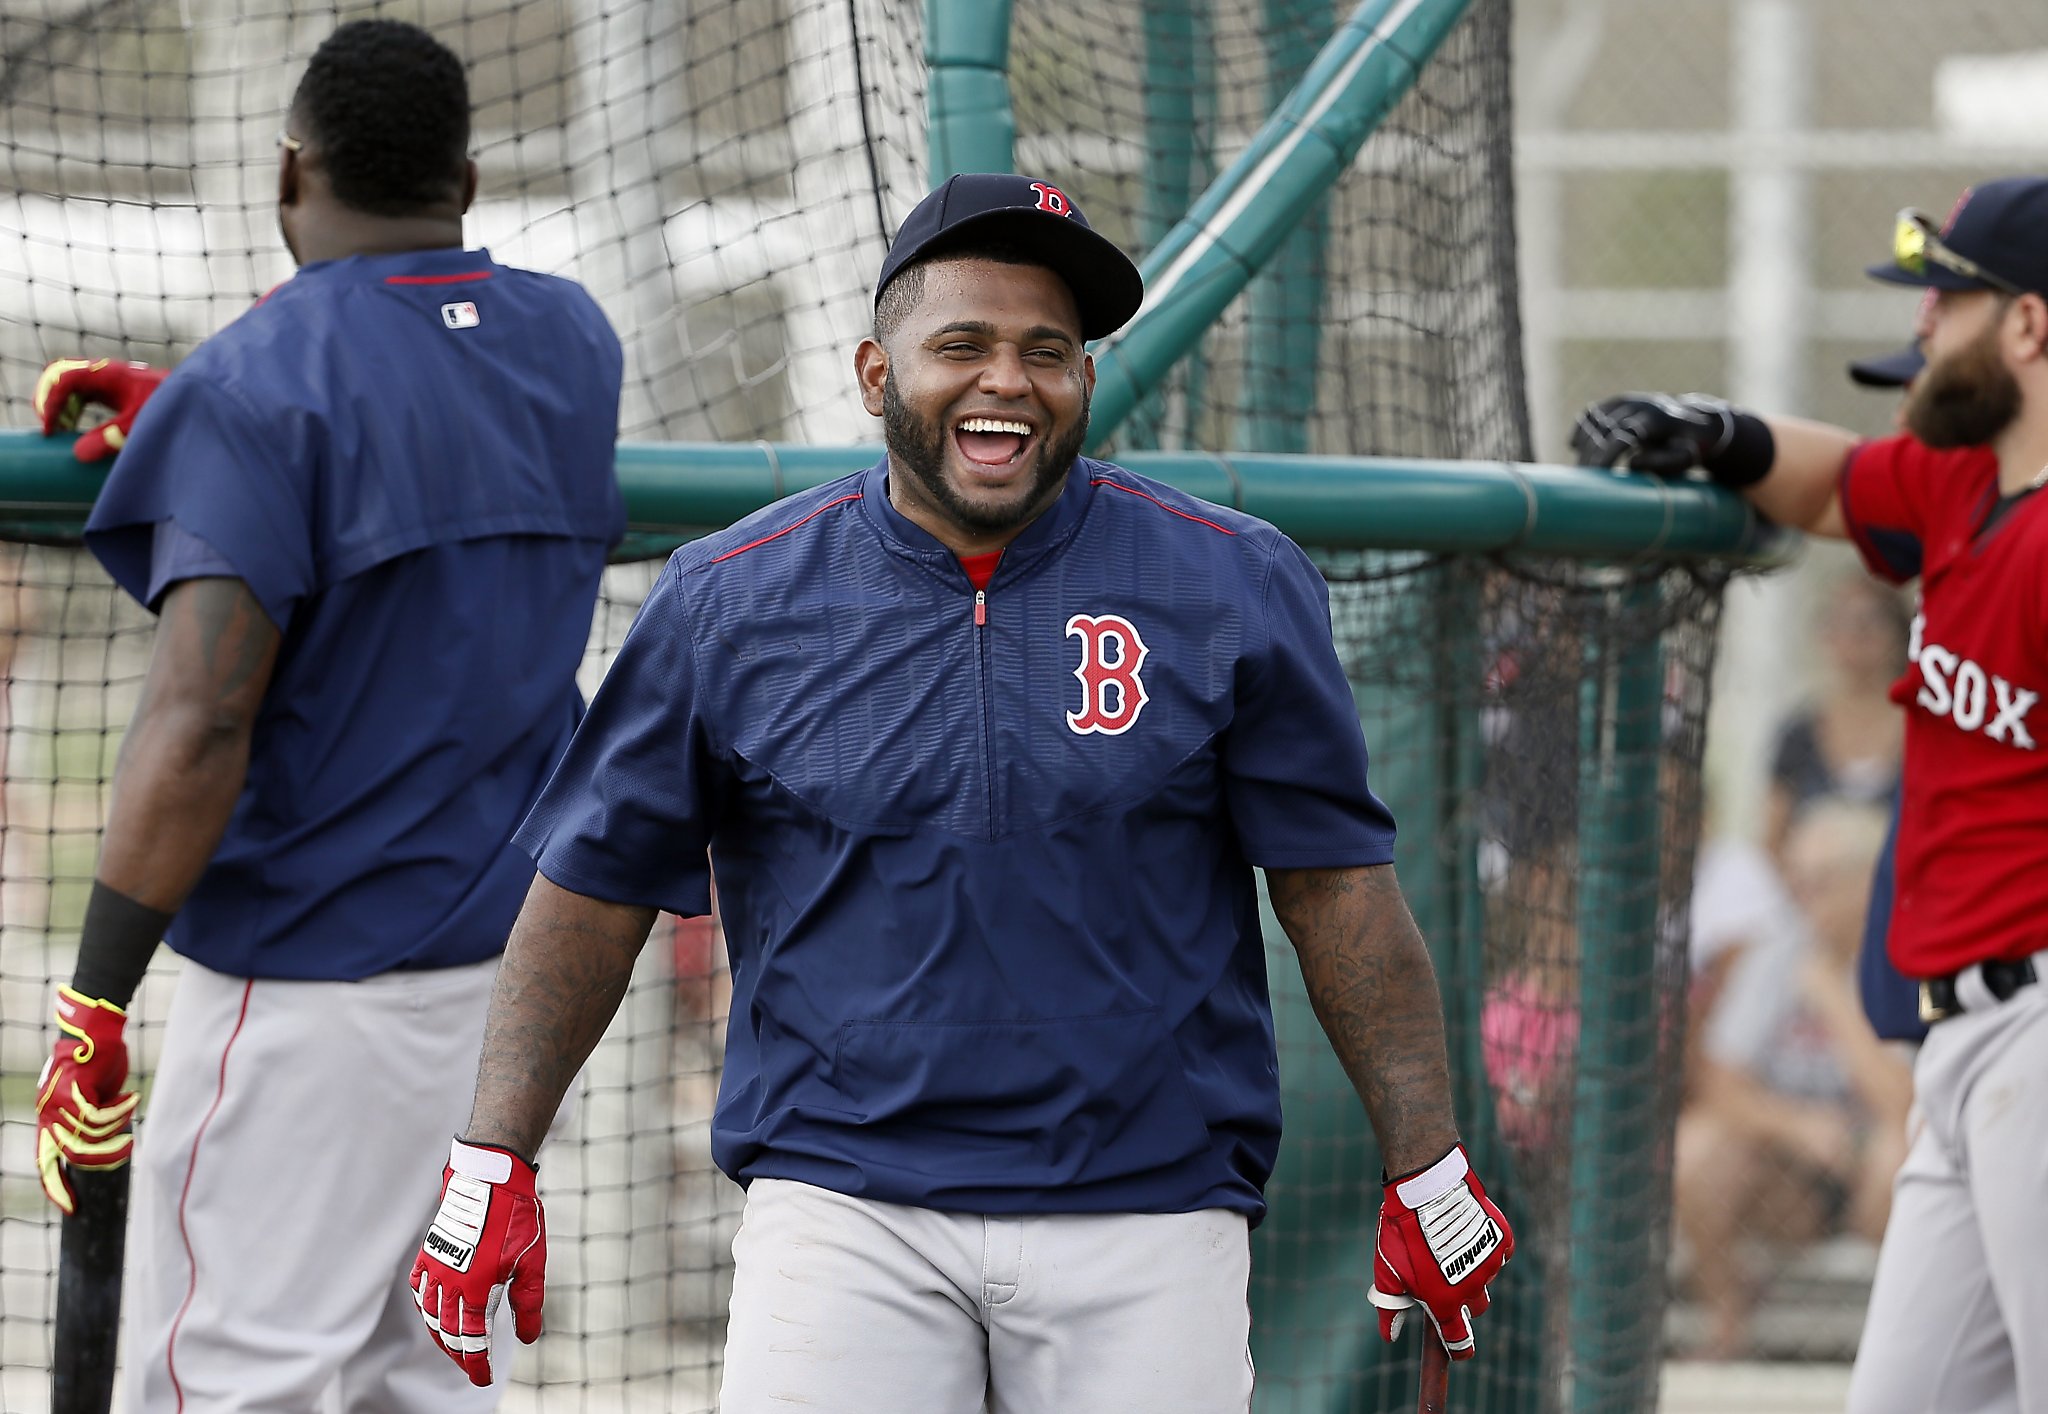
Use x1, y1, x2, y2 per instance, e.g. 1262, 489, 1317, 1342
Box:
34, 358, 168, 462
35, 986, 140, 1215
1570, 392, 1738, 476
1369, 1143, 1513, 1360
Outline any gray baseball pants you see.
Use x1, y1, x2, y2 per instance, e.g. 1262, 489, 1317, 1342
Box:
121, 955, 504, 1414
718, 1177, 1256, 1414
1846, 981, 2048, 1414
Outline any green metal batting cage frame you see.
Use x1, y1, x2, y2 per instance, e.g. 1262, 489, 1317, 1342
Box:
0, 0, 1796, 1407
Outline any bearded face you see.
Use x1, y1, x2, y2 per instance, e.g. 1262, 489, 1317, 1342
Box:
882, 368, 1088, 541
1905, 301, 2022, 450
868, 258, 1094, 548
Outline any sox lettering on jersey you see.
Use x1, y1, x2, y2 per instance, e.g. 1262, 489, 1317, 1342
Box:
1908, 613, 2038, 749
1066, 613, 1149, 735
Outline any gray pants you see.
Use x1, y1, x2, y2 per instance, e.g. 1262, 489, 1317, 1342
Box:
123, 956, 503, 1414
718, 1179, 1255, 1414
1847, 982, 2048, 1414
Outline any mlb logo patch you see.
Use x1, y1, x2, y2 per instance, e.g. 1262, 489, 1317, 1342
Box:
440, 301, 480, 329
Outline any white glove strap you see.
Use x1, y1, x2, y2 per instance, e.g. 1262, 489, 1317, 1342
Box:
1394, 1145, 1468, 1209
449, 1137, 514, 1184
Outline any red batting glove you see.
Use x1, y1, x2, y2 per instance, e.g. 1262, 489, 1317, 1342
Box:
35, 986, 141, 1215
33, 357, 169, 461
1369, 1143, 1513, 1359
412, 1138, 546, 1387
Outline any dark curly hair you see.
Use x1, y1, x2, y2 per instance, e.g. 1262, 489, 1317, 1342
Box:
290, 20, 469, 218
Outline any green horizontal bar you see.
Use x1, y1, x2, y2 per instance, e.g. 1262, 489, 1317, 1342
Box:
611, 441, 880, 532
0, 432, 112, 518
1112, 453, 1792, 561
0, 430, 1792, 565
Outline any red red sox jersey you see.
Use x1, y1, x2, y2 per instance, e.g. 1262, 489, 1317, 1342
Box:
1841, 434, 2048, 978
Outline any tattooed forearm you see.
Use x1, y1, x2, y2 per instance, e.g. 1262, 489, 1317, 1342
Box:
463, 875, 658, 1161
97, 576, 281, 911
1267, 864, 1458, 1175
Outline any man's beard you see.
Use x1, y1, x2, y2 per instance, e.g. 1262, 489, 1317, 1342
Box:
1906, 319, 2022, 449
882, 372, 1089, 538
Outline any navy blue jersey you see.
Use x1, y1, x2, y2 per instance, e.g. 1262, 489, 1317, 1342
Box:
518, 458, 1395, 1221
1858, 802, 1927, 1041
85, 246, 625, 980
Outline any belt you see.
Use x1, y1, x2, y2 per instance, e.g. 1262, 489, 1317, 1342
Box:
1918, 951, 2046, 1025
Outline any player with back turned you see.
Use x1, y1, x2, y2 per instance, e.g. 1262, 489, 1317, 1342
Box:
30, 20, 624, 1410
409, 174, 1512, 1408
1572, 177, 2048, 1414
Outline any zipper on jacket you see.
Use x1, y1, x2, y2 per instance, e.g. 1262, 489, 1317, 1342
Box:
973, 586, 995, 837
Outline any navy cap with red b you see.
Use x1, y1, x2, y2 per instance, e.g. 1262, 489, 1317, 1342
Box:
1866, 176, 2048, 297
876, 174, 1146, 341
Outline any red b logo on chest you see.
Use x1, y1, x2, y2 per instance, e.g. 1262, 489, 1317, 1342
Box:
1066, 614, 1150, 735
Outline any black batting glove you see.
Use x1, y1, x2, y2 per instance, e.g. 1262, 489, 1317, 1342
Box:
1570, 392, 1773, 487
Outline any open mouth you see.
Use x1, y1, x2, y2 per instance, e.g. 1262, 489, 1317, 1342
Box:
953, 414, 1037, 475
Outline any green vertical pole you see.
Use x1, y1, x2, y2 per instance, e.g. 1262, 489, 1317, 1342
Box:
1126, 0, 1214, 452
1568, 583, 1665, 1413
1242, 0, 1327, 454
924, 0, 1016, 181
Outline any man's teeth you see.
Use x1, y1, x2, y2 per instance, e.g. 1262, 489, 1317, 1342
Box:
959, 417, 1031, 435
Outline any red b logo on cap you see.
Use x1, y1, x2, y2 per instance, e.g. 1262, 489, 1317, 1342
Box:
1031, 182, 1072, 217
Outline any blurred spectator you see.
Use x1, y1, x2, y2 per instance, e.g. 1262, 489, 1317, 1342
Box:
1480, 838, 1579, 1158
1684, 826, 1806, 1088
1672, 802, 1911, 1359
1762, 575, 1910, 860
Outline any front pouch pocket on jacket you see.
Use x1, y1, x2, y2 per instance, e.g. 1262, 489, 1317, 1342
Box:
832, 1009, 1213, 1187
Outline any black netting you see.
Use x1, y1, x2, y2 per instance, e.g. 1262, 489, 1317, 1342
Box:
1013, 0, 1529, 462
1254, 556, 1723, 1414
0, 0, 926, 446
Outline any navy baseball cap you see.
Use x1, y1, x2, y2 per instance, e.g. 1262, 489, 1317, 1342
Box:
1848, 343, 1925, 389
875, 173, 1145, 341
1866, 177, 2048, 296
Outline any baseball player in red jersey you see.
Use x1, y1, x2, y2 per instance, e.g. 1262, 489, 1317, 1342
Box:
1572, 177, 2048, 1413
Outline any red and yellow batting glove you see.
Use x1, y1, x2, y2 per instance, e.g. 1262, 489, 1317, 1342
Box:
33, 357, 168, 462
1369, 1143, 1513, 1360
412, 1138, 547, 1387
35, 986, 141, 1215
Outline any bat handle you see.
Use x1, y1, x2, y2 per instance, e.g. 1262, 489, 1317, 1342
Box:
53, 1167, 129, 1414
1417, 1328, 1451, 1414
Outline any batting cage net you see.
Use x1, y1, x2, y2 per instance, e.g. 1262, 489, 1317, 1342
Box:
0, 1, 1734, 1410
